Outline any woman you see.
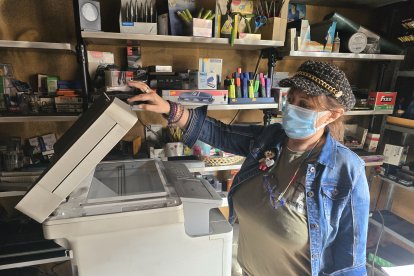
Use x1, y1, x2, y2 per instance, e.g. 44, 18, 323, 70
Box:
128, 61, 370, 276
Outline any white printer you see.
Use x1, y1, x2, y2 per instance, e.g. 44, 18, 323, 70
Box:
15, 96, 232, 276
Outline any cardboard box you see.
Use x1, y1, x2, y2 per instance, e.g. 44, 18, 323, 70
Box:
383, 144, 409, 166
46, 76, 58, 95
55, 96, 83, 113
344, 124, 368, 149
192, 18, 212, 37
0, 63, 13, 77
105, 71, 133, 87
194, 58, 223, 89
260, 17, 288, 42
162, 90, 228, 105
29, 133, 57, 157
0, 77, 6, 111
189, 71, 217, 90
364, 133, 380, 153
230, 0, 254, 14
368, 92, 397, 110
274, 87, 290, 113
87, 51, 114, 79
259, 0, 290, 41
199, 58, 222, 78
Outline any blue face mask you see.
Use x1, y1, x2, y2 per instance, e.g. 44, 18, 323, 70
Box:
282, 104, 329, 139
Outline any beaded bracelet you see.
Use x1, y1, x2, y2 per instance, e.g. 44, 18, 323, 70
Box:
163, 100, 184, 125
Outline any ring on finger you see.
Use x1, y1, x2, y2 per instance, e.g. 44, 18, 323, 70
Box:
144, 87, 150, 93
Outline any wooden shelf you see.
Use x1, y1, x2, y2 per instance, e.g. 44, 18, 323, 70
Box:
82, 31, 284, 50
284, 51, 405, 61
0, 40, 75, 53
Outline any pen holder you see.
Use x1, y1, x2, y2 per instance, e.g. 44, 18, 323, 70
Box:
259, 0, 289, 41
119, 0, 157, 35
190, 18, 213, 37
120, 22, 157, 34
260, 17, 288, 41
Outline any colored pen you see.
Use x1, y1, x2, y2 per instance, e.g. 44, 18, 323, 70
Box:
260, 73, 266, 98
248, 80, 255, 98
265, 77, 271, 98
254, 75, 260, 98
242, 72, 249, 98
236, 77, 241, 98
229, 79, 236, 99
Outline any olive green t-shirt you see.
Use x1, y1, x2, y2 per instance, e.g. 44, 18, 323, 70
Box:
233, 145, 321, 276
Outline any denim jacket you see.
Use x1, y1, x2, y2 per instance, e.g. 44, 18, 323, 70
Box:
182, 106, 369, 276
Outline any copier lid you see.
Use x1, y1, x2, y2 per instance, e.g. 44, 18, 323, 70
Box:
16, 96, 138, 223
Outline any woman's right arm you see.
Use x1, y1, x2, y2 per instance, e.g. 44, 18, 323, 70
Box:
126, 81, 190, 129
127, 81, 264, 157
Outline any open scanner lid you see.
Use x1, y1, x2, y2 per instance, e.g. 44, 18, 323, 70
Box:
15, 96, 138, 223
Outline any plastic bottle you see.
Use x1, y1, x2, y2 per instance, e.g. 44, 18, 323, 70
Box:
333, 32, 341, 53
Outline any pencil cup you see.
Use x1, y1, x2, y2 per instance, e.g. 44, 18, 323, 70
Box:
191, 18, 213, 37
260, 17, 288, 41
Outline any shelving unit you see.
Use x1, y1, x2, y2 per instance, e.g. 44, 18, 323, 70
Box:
371, 124, 414, 253
284, 51, 405, 61
379, 175, 414, 192
370, 210, 414, 250
81, 31, 284, 50
398, 71, 414, 78
0, 40, 75, 53
0, 254, 71, 270
290, 0, 408, 8
384, 123, 414, 135
188, 162, 243, 173
365, 161, 384, 167
345, 110, 393, 116
132, 103, 278, 111
0, 191, 26, 198
0, 115, 79, 123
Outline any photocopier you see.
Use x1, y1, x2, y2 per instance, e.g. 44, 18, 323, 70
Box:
15, 96, 232, 276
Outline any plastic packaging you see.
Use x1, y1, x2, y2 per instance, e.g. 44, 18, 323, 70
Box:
333, 32, 341, 53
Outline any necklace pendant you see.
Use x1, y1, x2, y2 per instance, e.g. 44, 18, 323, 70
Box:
259, 150, 276, 171
259, 162, 270, 171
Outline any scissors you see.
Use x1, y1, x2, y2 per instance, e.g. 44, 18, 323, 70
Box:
254, 15, 267, 33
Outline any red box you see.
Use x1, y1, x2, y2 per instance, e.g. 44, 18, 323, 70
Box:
368, 92, 397, 110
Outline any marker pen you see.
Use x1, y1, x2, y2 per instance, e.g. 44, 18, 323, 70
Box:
229, 79, 236, 99
242, 72, 249, 98
248, 80, 254, 98
260, 73, 266, 98
254, 75, 260, 98
265, 77, 271, 98
236, 77, 241, 98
